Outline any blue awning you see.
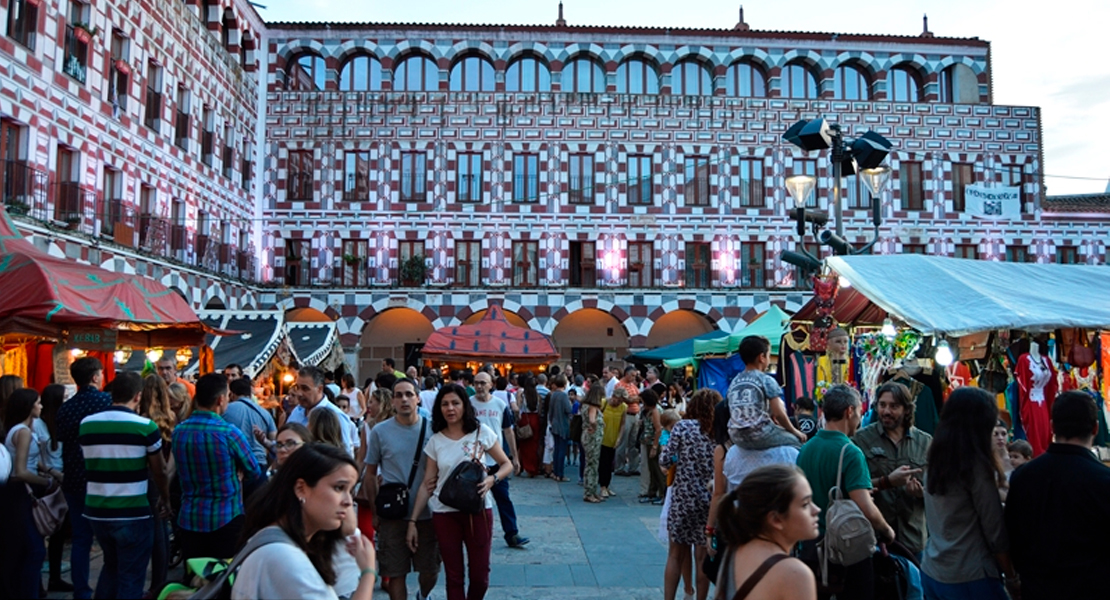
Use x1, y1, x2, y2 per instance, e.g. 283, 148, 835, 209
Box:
626, 329, 730, 363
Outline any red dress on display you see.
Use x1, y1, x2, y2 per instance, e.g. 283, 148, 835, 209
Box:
1015, 353, 1058, 457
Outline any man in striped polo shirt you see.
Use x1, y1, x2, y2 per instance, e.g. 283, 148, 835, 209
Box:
79, 371, 171, 599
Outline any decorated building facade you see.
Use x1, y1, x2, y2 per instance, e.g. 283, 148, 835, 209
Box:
2, 2, 1105, 376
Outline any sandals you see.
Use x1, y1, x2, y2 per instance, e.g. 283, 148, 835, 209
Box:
584, 495, 603, 503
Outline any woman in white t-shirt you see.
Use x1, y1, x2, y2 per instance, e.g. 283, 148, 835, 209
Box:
340, 374, 363, 420
407, 383, 514, 600
231, 443, 376, 600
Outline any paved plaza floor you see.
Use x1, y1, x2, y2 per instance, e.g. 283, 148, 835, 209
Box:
49, 466, 670, 599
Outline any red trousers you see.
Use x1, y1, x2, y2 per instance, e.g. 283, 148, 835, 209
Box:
432, 509, 493, 600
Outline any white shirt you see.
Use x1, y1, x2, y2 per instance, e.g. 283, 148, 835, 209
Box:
4, 422, 40, 473
469, 395, 508, 467
232, 526, 338, 600
723, 444, 800, 493
424, 424, 500, 513
288, 397, 360, 456
33, 418, 62, 471
604, 377, 618, 397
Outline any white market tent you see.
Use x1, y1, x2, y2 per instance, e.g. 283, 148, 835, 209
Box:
826, 254, 1110, 337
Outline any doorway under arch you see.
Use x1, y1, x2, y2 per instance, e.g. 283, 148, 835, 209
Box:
359, 308, 435, 381
551, 308, 629, 377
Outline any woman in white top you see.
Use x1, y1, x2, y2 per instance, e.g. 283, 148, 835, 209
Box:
340, 374, 363, 420
232, 443, 376, 600
2, 388, 53, 598
407, 383, 514, 600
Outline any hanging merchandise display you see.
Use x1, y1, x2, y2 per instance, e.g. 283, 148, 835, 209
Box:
1015, 339, 1058, 457
854, 330, 921, 408
809, 273, 839, 353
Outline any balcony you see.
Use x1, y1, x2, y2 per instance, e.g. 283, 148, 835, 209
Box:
98, 197, 136, 246
2, 160, 49, 220
62, 25, 89, 84
568, 176, 594, 204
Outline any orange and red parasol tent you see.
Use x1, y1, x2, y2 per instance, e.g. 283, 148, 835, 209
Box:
421, 304, 560, 366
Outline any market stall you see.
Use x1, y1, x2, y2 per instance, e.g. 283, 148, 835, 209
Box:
787, 254, 1110, 450
421, 304, 560, 372
0, 205, 214, 388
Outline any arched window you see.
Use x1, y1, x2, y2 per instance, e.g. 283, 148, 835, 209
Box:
939, 63, 978, 103
888, 65, 922, 102
616, 57, 660, 94
286, 52, 326, 91
339, 54, 382, 91
562, 56, 605, 93
781, 63, 818, 99
449, 54, 495, 92
393, 54, 438, 92
671, 59, 712, 95
505, 55, 551, 92
832, 65, 869, 100
725, 60, 766, 97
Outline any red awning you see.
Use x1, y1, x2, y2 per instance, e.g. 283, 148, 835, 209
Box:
792, 286, 888, 326
0, 206, 210, 347
422, 304, 560, 366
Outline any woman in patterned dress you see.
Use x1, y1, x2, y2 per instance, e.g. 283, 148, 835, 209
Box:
580, 384, 606, 502
662, 389, 718, 600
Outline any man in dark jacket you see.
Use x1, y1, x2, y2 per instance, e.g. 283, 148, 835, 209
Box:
1005, 391, 1110, 600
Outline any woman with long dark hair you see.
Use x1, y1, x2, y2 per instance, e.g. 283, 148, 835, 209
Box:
515, 375, 542, 476
921, 387, 1020, 600
407, 383, 514, 600
662, 388, 717, 600
714, 464, 819, 599
232, 443, 375, 600
2, 388, 51, 598
38, 384, 74, 593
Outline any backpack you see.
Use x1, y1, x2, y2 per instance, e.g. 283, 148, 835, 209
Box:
727, 372, 769, 433
820, 443, 877, 585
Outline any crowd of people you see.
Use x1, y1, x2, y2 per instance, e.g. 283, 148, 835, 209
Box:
2, 336, 1108, 600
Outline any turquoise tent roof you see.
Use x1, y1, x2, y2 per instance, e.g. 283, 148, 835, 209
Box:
626, 329, 730, 363
663, 305, 792, 368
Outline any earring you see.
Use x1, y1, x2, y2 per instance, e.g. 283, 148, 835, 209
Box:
298, 496, 305, 505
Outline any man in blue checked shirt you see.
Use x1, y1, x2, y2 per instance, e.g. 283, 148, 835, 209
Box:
172, 373, 261, 563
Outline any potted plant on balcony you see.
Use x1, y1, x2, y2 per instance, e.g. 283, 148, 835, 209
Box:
342, 253, 363, 266
400, 254, 426, 286
73, 23, 98, 44
64, 214, 82, 229
5, 200, 30, 216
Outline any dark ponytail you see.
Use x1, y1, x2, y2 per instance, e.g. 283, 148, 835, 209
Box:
717, 465, 805, 547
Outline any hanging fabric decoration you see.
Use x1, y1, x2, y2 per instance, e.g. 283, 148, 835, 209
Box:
809, 273, 839, 353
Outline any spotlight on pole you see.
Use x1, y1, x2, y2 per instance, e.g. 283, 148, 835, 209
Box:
850, 131, 894, 170
818, 229, 855, 255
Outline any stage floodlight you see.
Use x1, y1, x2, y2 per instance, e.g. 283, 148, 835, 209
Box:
783, 120, 809, 148
797, 118, 832, 151
850, 130, 893, 170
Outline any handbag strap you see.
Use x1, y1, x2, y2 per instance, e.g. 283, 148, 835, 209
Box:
188, 526, 291, 599
731, 554, 790, 600
405, 418, 427, 490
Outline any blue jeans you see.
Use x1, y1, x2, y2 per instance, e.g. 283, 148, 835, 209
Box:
490, 477, 519, 540
64, 490, 95, 599
922, 573, 1008, 600
89, 518, 154, 599
552, 434, 568, 478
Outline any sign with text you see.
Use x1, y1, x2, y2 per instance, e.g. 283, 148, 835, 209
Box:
64, 327, 118, 351
52, 346, 74, 385
964, 185, 1021, 220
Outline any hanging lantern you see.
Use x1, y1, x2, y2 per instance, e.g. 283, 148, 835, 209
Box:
175, 347, 193, 368
146, 349, 163, 363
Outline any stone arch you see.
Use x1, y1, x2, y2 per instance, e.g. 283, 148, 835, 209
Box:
936, 55, 987, 76
444, 40, 498, 66
201, 286, 229, 311
556, 43, 610, 64
551, 307, 632, 359
355, 295, 438, 328
646, 300, 722, 331
884, 53, 930, 77
276, 39, 329, 64
552, 299, 634, 339
614, 44, 662, 66
99, 257, 136, 275
723, 48, 773, 75
831, 51, 880, 81
671, 45, 721, 70
159, 272, 194, 307
386, 40, 444, 62
334, 40, 384, 66
644, 308, 716, 348
503, 41, 557, 65
779, 49, 825, 71
358, 307, 435, 377
274, 295, 337, 319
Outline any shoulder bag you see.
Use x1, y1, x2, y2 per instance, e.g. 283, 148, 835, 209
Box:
28, 481, 68, 537
375, 418, 427, 521
438, 428, 488, 514
819, 444, 876, 585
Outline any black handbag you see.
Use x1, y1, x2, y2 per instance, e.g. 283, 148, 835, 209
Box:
375, 418, 427, 521
438, 429, 487, 514
569, 414, 583, 444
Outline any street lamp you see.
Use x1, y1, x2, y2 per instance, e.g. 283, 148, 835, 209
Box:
782, 118, 893, 253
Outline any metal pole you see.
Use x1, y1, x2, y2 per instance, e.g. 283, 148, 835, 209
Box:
831, 127, 844, 237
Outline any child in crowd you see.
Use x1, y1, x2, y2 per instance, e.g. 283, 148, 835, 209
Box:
1008, 439, 1033, 468
790, 396, 818, 441
727, 335, 806, 450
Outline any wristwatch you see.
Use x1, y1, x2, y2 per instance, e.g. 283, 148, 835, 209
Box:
491, 473, 500, 484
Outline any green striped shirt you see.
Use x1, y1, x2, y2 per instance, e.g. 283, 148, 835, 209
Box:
78, 406, 162, 521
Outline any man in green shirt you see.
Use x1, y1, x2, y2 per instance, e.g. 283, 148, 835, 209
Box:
797, 384, 894, 599
853, 381, 930, 556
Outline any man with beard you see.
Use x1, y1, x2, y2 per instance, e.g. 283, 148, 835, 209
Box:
852, 380, 931, 556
